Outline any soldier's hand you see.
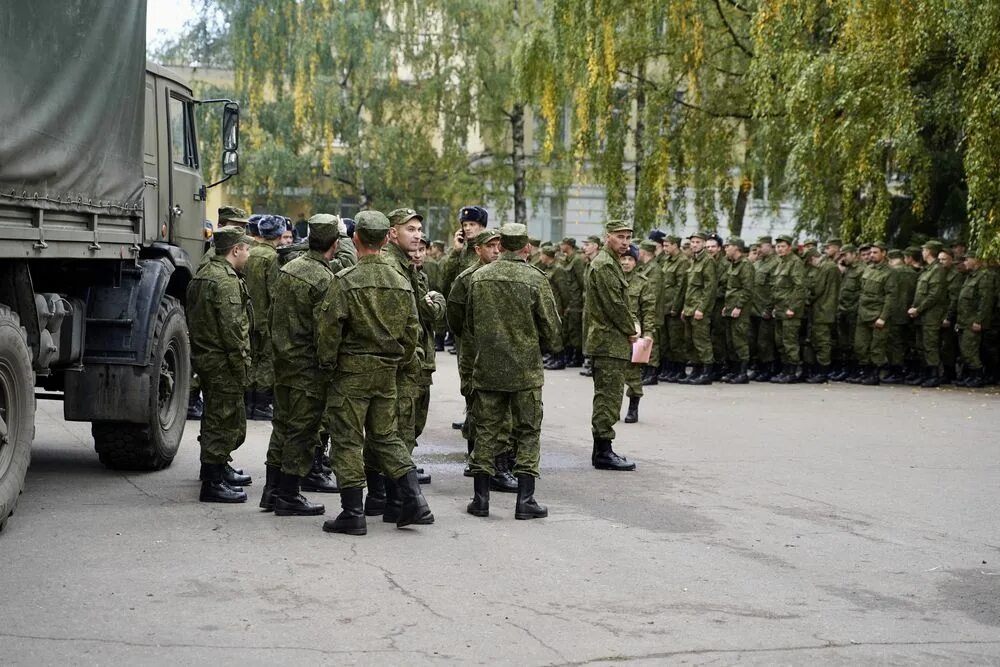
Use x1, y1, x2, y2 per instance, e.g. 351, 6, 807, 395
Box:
875, 318, 886, 329
731, 307, 742, 319
973, 322, 982, 332
785, 309, 795, 318
628, 334, 639, 343
693, 309, 704, 321
425, 290, 441, 305
452, 229, 464, 250
907, 307, 918, 318
942, 319, 951, 328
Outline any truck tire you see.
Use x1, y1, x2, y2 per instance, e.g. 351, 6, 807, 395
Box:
93, 296, 190, 470
0, 305, 35, 533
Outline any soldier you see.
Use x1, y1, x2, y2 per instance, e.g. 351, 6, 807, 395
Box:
679, 231, 718, 385
850, 242, 897, 386
582, 235, 603, 263
637, 239, 661, 384
705, 234, 728, 379
621, 244, 657, 422
186, 226, 255, 503
659, 235, 690, 382
409, 237, 439, 455
805, 239, 842, 382
243, 214, 286, 421
750, 236, 779, 381
526, 237, 542, 266
318, 210, 434, 535
441, 205, 489, 299
882, 250, 917, 384
721, 237, 753, 384
940, 249, 966, 384
906, 240, 948, 386
446, 229, 514, 491
585, 219, 641, 471
956, 253, 997, 387
260, 215, 343, 516
769, 234, 807, 383
830, 244, 863, 381
558, 236, 587, 367
465, 223, 562, 520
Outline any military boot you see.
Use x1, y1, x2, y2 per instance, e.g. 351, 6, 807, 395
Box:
258, 465, 281, 511
920, 366, 941, 388
641, 366, 659, 386
567, 347, 584, 368
546, 351, 567, 370
490, 454, 517, 493
624, 396, 640, 423
579, 358, 593, 377
382, 476, 402, 523
689, 365, 713, 385
806, 365, 830, 383
903, 366, 923, 385
244, 389, 256, 419
323, 487, 367, 535
515, 475, 548, 520
769, 364, 789, 383
467, 475, 490, 517
395, 470, 435, 528
725, 362, 750, 384
753, 362, 773, 382
274, 474, 325, 516
964, 368, 985, 388
199, 464, 247, 503
433, 333, 445, 352
220, 463, 251, 487
860, 366, 881, 386
363, 471, 387, 516
251, 387, 274, 421
187, 392, 203, 420
300, 448, 339, 493
592, 438, 636, 471
678, 364, 700, 384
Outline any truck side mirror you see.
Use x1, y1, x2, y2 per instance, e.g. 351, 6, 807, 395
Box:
222, 150, 239, 176
222, 102, 239, 151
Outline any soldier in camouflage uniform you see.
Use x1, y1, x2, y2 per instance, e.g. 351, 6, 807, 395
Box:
679, 231, 718, 385
750, 236, 779, 381
260, 215, 343, 517
769, 235, 807, 383
883, 250, 917, 383
805, 240, 842, 382
636, 239, 662, 385
318, 211, 434, 535
658, 235, 690, 382
620, 244, 657, 422
465, 224, 562, 520
906, 240, 948, 386
409, 237, 439, 449
244, 214, 287, 420
557, 237, 587, 368
441, 205, 489, 300
849, 243, 897, 386
956, 253, 997, 387
706, 235, 728, 380
584, 220, 640, 471
940, 249, 965, 384
186, 226, 255, 503
721, 238, 754, 384
830, 244, 863, 381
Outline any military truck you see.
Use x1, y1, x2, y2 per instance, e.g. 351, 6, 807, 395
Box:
0, 1, 240, 530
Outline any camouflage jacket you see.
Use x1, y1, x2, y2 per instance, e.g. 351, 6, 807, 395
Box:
661, 253, 690, 318
771, 253, 806, 319
383, 242, 444, 379
838, 262, 864, 317
682, 250, 719, 317
911, 260, 947, 321
329, 235, 358, 274
467, 252, 562, 391
752, 253, 778, 317
583, 245, 638, 360
857, 261, 897, 323
186, 254, 252, 388
270, 249, 335, 393
442, 243, 479, 299
945, 268, 966, 323
245, 242, 279, 335
957, 268, 997, 329
889, 265, 917, 325
447, 260, 486, 384
561, 252, 587, 312
810, 259, 841, 324
625, 269, 657, 338
722, 256, 754, 315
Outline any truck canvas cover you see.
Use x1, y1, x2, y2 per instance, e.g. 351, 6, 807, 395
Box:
0, 0, 146, 215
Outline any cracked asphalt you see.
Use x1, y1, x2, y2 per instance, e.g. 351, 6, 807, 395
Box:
2, 353, 1000, 665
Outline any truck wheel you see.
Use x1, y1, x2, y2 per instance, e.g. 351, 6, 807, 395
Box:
0, 305, 35, 533
93, 296, 190, 470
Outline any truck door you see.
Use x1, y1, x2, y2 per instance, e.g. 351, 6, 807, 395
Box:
161, 81, 205, 260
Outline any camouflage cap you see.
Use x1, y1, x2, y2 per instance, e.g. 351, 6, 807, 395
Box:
605, 219, 634, 233
431, 240, 446, 250
528, 237, 542, 247
824, 237, 843, 247
803, 238, 819, 247
355, 210, 390, 244
922, 240, 944, 253
387, 207, 423, 226
665, 235, 681, 245
886, 249, 904, 259
871, 241, 888, 251
756, 235, 773, 245
586, 235, 604, 245
858, 243, 873, 251
308, 214, 341, 244
218, 205, 249, 224
724, 236, 745, 250
213, 225, 252, 251
803, 247, 821, 260
560, 237, 577, 247
541, 245, 557, 257
964, 250, 978, 260
939, 247, 954, 258
417, 236, 430, 248
841, 243, 858, 253
472, 229, 501, 246
500, 223, 529, 250
639, 240, 658, 253
775, 234, 795, 245
949, 239, 967, 248
688, 230, 708, 241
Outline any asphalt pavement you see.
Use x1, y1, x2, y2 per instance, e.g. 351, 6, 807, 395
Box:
2, 353, 999, 665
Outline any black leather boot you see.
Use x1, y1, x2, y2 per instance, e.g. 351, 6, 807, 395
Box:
725, 362, 750, 384
689, 364, 713, 385
567, 347, 584, 368
753, 362, 773, 382
490, 454, 517, 493
274, 474, 325, 516
592, 438, 636, 471
515, 475, 548, 520
323, 487, 367, 535
678, 364, 700, 384
434, 333, 445, 352
363, 471, 386, 516
964, 368, 984, 388
624, 396, 640, 423
382, 476, 402, 523
806, 365, 830, 383
860, 365, 881, 386
770, 364, 790, 383
301, 448, 339, 493
395, 470, 434, 527
467, 474, 490, 517
218, 463, 251, 487
259, 465, 281, 511
199, 463, 247, 503
920, 366, 941, 388
251, 387, 274, 420
641, 367, 658, 385
546, 350, 567, 370
903, 366, 923, 385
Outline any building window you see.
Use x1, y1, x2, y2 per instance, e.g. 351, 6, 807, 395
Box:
549, 197, 565, 241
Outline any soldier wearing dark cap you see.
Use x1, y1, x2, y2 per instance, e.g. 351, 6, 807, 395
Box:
679, 231, 719, 385
318, 210, 434, 535
442, 205, 489, 299
465, 224, 562, 520
849, 242, 897, 385
769, 234, 807, 383
906, 240, 948, 386
259, 215, 344, 516
187, 226, 255, 503
584, 219, 640, 471
244, 214, 287, 421
750, 235, 779, 381
721, 237, 754, 383
658, 235, 690, 382
558, 236, 587, 367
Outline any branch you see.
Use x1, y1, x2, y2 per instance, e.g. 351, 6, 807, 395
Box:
617, 68, 661, 91
712, 0, 754, 58
723, 0, 753, 14
673, 95, 751, 119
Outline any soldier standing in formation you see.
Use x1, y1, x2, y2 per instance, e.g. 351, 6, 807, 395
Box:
679, 231, 718, 385
244, 214, 286, 420
806, 240, 842, 382
620, 244, 657, 422
721, 238, 753, 384
465, 223, 562, 519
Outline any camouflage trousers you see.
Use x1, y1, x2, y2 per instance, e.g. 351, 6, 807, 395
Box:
725, 314, 750, 363
591, 356, 631, 441
684, 316, 714, 364
854, 320, 889, 366
752, 316, 777, 364
836, 314, 857, 364
665, 316, 687, 363
265, 384, 324, 478
887, 323, 914, 367
711, 312, 728, 366
941, 324, 959, 374
199, 382, 247, 465
916, 318, 942, 367
470, 388, 542, 478
413, 371, 433, 441
774, 316, 802, 364
328, 369, 415, 490
563, 308, 583, 349
810, 321, 835, 366
959, 328, 983, 370
625, 363, 644, 398
392, 373, 422, 455
249, 330, 274, 389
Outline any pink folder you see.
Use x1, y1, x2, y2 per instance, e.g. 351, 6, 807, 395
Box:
631, 337, 652, 364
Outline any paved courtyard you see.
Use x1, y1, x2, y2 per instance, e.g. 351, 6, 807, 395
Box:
2, 353, 999, 665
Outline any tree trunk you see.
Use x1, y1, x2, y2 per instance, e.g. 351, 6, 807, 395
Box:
511, 102, 527, 226
731, 175, 751, 236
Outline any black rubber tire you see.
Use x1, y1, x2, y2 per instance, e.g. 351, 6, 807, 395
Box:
0, 305, 35, 533
93, 296, 190, 470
